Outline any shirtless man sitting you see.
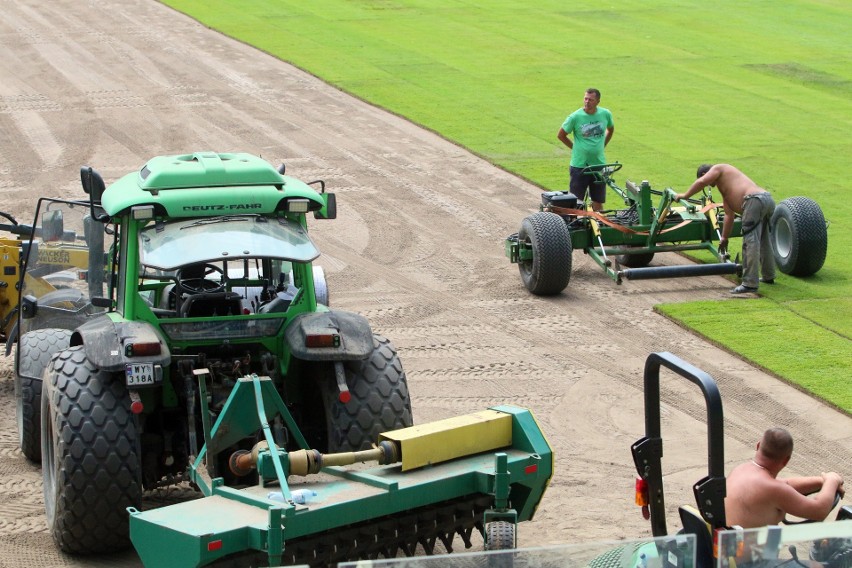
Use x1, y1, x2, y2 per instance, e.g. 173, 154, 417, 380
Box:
726, 427, 845, 528
674, 164, 776, 294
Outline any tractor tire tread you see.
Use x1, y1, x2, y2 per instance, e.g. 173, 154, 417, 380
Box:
42, 345, 141, 554
327, 335, 413, 452
15, 328, 72, 463
518, 212, 572, 295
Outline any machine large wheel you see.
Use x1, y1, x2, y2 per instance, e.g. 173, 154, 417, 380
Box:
518, 212, 573, 296
770, 196, 827, 276
617, 249, 655, 268
41, 345, 142, 554
324, 335, 413, 452
15, 328, 72, 462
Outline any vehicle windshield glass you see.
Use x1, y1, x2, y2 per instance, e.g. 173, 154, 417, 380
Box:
139, 215, 319, 270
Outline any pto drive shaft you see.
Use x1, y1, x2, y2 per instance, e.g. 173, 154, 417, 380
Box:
229, 440, 401, 477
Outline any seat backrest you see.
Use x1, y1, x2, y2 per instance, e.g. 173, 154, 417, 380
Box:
679, 505, 714, 568
180, 292, 243, 318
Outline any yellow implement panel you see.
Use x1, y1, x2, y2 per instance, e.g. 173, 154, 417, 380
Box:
380, 409, 512, 471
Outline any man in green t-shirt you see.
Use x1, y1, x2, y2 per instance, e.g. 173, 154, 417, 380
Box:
557, 88, 615, 211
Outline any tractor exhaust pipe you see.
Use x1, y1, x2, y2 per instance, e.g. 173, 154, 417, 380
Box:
620, 262, 741, 281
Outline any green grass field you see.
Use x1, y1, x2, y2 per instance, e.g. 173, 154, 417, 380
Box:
161, 0, 851, 412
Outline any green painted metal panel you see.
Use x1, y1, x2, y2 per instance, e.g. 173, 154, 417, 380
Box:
101, 152, 325, 218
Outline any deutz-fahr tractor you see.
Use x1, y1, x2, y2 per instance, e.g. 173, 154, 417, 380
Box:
10, 152, 552, 566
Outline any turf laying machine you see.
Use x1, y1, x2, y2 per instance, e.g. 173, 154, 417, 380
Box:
8, 152, 551, 566
505, 164, 828, 295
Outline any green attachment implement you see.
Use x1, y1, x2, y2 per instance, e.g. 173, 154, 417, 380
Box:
128, 375, 552, 567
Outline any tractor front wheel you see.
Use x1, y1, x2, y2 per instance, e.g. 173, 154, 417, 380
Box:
518, 212, 572, 296
324, 335, 413, 452
41, 345, 142, 554
770, 197, 827, 276
15, 328, 72, 462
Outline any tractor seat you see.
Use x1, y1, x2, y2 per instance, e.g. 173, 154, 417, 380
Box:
179, 292, 243, 318
679, 505, 715, 568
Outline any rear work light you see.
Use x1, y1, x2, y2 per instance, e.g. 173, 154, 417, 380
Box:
286, 199, 310, 213
306, 333, 340, 348
131, 205, 154, 220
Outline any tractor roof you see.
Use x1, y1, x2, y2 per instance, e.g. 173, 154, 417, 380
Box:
101, 152, 325, 218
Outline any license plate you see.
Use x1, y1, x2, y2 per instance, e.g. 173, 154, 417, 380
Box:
125, 363, 155, 386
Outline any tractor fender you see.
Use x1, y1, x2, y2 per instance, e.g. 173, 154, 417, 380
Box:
70, 316, 171, 373
285, 309, 373, 361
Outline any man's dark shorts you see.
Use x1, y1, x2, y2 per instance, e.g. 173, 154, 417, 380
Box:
569, 166, 606, 204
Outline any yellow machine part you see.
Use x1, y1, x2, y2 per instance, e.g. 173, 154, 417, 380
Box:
0, 238, 22, 335
379, 409, 513, 471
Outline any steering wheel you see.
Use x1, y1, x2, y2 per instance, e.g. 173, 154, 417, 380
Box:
176, 263, 227, 295
783, 491, 843, 525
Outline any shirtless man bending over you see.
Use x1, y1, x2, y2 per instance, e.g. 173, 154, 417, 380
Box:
726, 427, 845, 528
674, 164, 776, 294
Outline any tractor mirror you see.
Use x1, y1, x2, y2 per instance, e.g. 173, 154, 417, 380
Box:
315, 193, 337, 220
41, 210, 64, 242
80, 166, 105, 201
80, 166, 110, 223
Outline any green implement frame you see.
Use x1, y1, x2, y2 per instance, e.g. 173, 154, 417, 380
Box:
128, 375, 552, 567
505, 163, 743, 295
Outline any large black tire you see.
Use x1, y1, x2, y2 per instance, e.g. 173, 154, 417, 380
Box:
15, 328, 72, 462
518, 212, 573, 296
324, 335, 413, 452
41, 345, 142, 554
770, 196, 827, 276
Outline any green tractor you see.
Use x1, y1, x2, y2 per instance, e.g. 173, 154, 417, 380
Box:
13, 152, 552, 565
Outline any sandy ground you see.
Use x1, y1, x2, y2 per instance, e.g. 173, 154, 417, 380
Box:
0, 1, 850, 566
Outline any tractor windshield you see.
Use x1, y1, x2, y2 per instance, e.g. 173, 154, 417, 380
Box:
138, 214, 319, 271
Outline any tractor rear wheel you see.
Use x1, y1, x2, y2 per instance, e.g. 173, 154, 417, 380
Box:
15, 328, 72, 462
41, 345, 142, 554
324, 335, 413, 452
518, 212, 572, 296
770, 197, 827, 276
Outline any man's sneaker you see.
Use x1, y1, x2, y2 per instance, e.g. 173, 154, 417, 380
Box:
731, 284, 758, 294
760, 278, 775, 284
